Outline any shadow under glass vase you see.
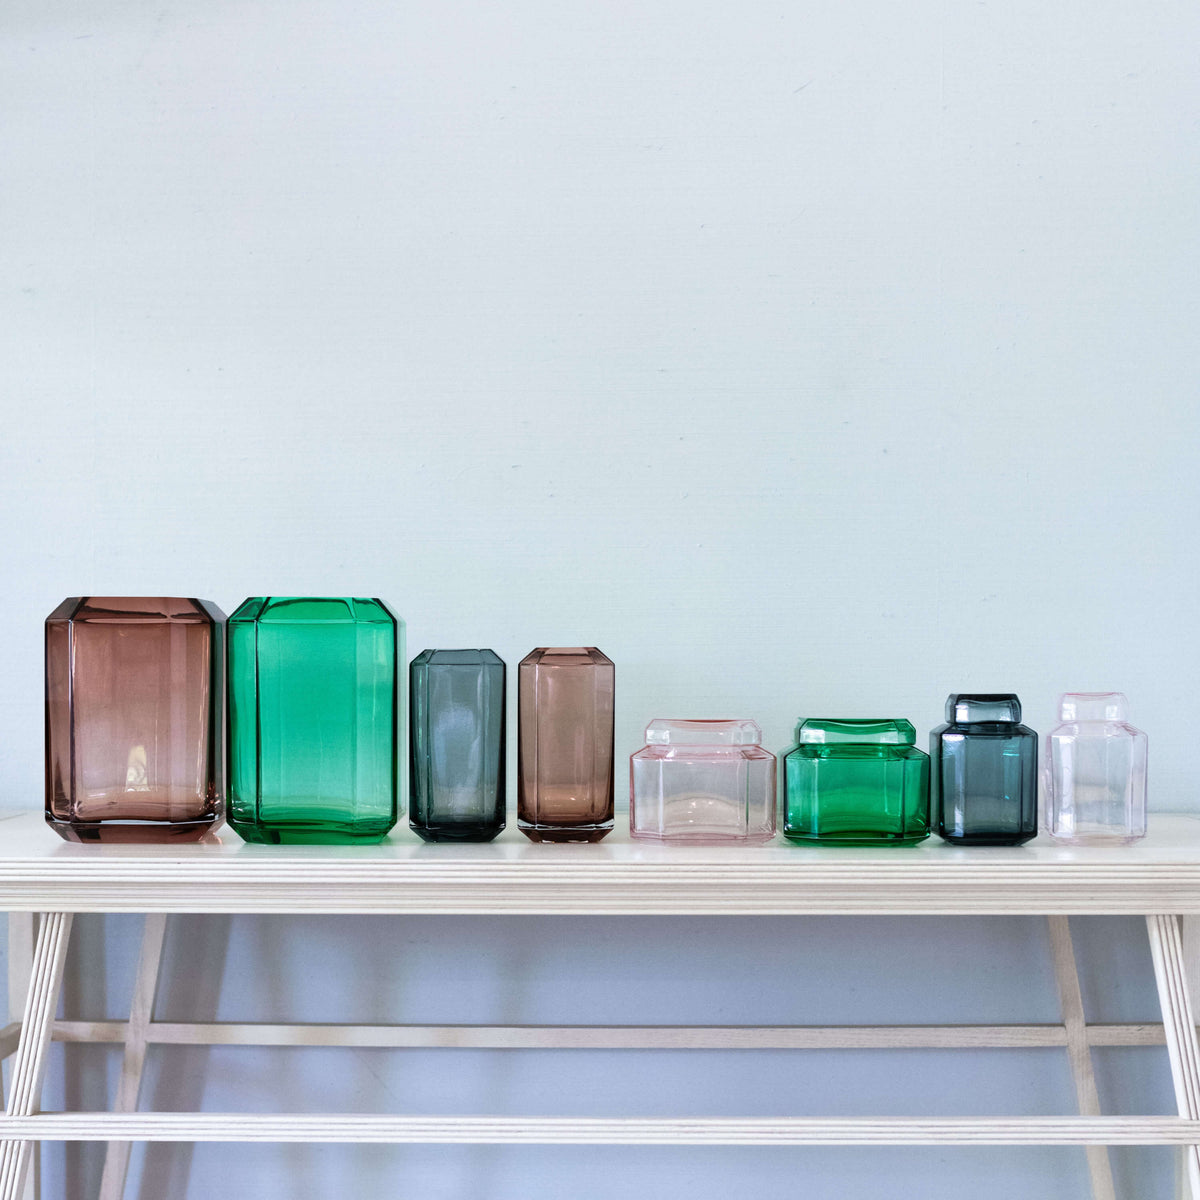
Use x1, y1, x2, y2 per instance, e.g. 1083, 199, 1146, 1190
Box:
517, 646, 614, 843
227, 597, 402, 845
45, 596, 226, 843
409, 649, 506, 843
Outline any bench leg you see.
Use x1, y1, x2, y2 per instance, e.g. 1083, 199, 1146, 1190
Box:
6, 915, 36, 1200
1148, 915, 1200, 1197
0, 913, 73, 1200
97, 914, 168, 1200
1048, 916, 1116, 1200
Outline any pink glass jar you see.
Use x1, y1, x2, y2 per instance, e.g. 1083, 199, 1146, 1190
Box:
1044, 692, 1148, 845
630, 719, 776, 844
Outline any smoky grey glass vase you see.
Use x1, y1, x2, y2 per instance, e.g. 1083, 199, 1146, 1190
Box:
409, 649, 506, 842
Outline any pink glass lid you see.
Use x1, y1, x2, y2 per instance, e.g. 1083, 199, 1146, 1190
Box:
1058, 692, 1130, 722
644, 719, 762, 746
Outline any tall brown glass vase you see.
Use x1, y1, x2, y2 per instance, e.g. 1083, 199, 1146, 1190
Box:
517, 646, 614, 842
45, 597, 225, 843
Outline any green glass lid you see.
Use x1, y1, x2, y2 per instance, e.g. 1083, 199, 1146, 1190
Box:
796, 718, 916, 746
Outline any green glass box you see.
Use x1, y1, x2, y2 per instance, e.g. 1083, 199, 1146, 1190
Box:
227, 597, 403, 844
782, 718, 930, 846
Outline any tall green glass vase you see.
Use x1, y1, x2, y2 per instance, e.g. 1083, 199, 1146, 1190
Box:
227, 597, 402, 844
782, 718, 930, 846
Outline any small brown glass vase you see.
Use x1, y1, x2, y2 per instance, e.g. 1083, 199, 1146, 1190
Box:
517, 647, 614, 843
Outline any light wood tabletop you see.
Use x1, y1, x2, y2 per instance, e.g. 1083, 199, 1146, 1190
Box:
0, 809, 1199, 914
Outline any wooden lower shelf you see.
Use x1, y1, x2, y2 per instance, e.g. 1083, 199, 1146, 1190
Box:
1, 1113, 1198, 1145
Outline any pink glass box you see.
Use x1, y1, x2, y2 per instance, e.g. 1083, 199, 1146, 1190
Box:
630, 719, 776, 844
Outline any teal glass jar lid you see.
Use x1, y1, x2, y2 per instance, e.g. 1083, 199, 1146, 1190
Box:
947, 694, 1022, 724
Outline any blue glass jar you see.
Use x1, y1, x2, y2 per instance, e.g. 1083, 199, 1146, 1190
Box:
930, 694, 1037, 846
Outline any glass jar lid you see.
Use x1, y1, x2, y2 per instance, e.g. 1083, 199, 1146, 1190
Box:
797, 718, 916, 746
946, 694, 1022, 723
645, 719, 762, 746
1058, 692, 1129, 722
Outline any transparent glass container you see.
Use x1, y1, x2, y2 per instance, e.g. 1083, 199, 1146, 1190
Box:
409, 649, 506, 843
930, 694, 1038, 846
630, 719, 776, 844
1044, 692, 1147, 845
783, 718, 930, 846
517, 647, 614, 842
228, 597, 402, 844
45, 597, 225, 843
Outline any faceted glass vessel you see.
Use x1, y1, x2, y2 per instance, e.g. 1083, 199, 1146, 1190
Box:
630, 719, 776, 844
1044, 692, 1148, 845
45, 597, 225, 843
930, 694, 1038, 846
783, 719, 930, 846
517, 647, 614, 843
410, 649, 506, 843
228, 597, 402, 844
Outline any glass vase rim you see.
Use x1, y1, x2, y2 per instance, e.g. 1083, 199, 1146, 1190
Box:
519, 646, 613, 666
229, 596, 399, 625
412, 648, 504, 666
46, 596, 225, 624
